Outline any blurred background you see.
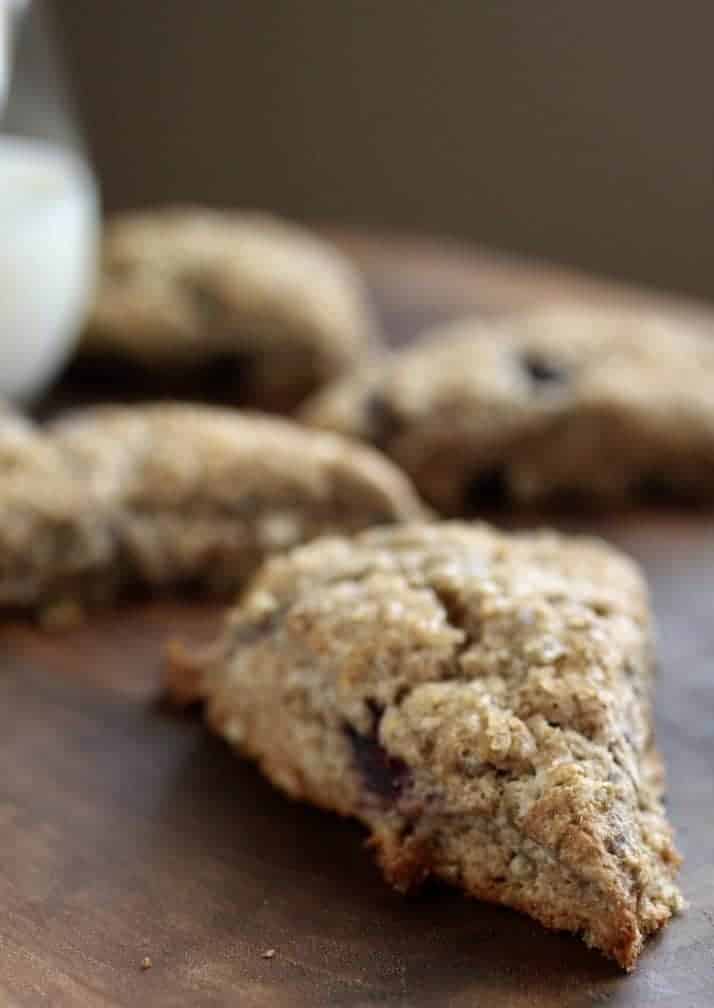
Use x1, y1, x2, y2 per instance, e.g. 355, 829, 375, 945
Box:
54, 1, 714, 301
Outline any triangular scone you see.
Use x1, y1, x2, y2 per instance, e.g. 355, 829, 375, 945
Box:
167, 522, 683, 969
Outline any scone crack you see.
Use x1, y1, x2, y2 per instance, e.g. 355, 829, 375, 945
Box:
168, 522, 682, 970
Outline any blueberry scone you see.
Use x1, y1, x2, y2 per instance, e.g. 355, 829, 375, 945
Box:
0, 411, 112, 614
167, 522, 683, 969
73, 208, 376, 412
302, 305, 714, 512
51, 404, 427, 598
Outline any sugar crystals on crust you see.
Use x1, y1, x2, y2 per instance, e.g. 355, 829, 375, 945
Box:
168, 521, 683, 969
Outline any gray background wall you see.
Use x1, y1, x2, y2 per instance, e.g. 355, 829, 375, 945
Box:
54, 1, 714, 300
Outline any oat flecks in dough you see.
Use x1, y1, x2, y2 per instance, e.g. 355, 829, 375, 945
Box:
302, 305, 714, 511
0, 403, 427, 614
81, 208, 377, 412
169, 521, 683, 970
51, 404, 427, 596
0, 411, 113, 610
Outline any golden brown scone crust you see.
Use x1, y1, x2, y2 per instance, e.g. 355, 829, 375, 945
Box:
0, 403, 426, 613
169, 521, 683, 969
0, 411, 112, 613
302, 305, 714, 512
47, 403, 427, 597
82, 208, 376, 411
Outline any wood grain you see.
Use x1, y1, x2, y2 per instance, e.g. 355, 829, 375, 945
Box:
1, 237, 713, 1006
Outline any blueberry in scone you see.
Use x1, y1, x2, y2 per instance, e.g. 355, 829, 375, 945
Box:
74, 208, 376, 412
167, 521, 683, 970
302, 305, 714, 512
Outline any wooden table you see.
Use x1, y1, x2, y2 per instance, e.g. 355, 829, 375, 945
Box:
2, 235, 713, 1006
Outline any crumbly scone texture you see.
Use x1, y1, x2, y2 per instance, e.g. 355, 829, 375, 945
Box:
168, 521, 683, 969
50, 403, 428, 597
80, 207, 376, 412
0, 411, 112, 612
302, 305, 714, 512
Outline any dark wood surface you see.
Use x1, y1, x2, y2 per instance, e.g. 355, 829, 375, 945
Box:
2, 236, 714, 1006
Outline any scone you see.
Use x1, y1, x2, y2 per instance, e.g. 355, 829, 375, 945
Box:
74, 207, 376, 412
302, 305, 714, 512
51, 404, 427, 597
0, 411, 112, 613
167, 522, 683, 970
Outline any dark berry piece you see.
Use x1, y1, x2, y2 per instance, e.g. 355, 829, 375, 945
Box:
344, 703, 410, 802
187, 277, 228, 323
365, 392, 404, 445
521, 353, 567, 388
462, 466, 510, 512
